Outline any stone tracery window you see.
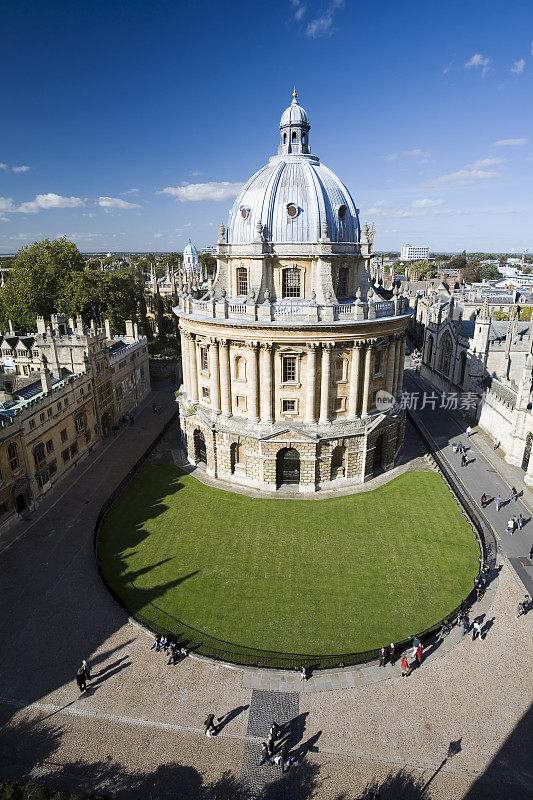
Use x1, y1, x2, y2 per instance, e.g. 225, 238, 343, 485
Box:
439, 334, 453, 376
282, 268, 301, 298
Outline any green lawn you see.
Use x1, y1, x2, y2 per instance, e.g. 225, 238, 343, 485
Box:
98, 466, 479, 664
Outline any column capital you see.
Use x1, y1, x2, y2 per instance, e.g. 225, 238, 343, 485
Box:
183, 330, 193, 340
244, 340, 258, 350
260, 341, 273, 351
353, 340, 364, 350
218, 337, 229, 348
322, 342, 334, 351
307, 342, 318, 353
208, 336, 219, 346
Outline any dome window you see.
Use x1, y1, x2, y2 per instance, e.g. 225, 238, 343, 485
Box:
240, 207, 250, 220
286, 203, 299, 219
337, 204, 347, 220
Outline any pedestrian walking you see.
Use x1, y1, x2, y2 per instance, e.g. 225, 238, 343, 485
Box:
458, 441, 464, 454
472, 620, 482, 641
516, 595, 530, 619
81, 659, 91, 681
267, 733, 276, 756
461, 614, 470, 636
258, 742, 273, 766
280, 742, 291, 772
129, 414, 134, 425
388, 642, 396, 665
378, 647, 387, 667
529, 544, 533, 560
269, 723, 280, 742
416, 643, 423, 666
518, 514, 524, 530
474, 578, 481, 601
150, 634, 161, 651
452, 442, 458, 454
461, 453, 467, 468
466, 425, 472, 438
495, 495, 502, 511
507, 518, 515, 535
410, 636, 421, 658
204, 713, 218, 737
76, 668, 86, 692
400, 656, 410, 677
493, 437, 500, 450
300, 666, 307, 681
510, 486, 518, 503
481, 493, 487, 508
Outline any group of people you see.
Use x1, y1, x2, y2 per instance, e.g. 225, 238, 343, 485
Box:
378, 643, 396, 667
75, 659, 91, 692
150, 633, 189, 665
400, 637, 423, 677
258, 722, 291, 771
516, 594, 531, 620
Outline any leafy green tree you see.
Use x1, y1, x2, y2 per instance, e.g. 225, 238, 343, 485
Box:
199, 253, 217, 274
447, 252, 467, 271
58, 271, 138, 334
411, 259, 436, 279
0, 237, 84, 330
462, 259, 481, 284
102, 256, 115, 267
480, 263, 502, 281
86, 259, 101, 270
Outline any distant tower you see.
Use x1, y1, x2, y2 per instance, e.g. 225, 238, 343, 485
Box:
183, 240, 200, 279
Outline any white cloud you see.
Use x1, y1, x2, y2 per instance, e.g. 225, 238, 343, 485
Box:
469, 157, 505, 168
411, 198, 444, 208
12, 165, 30, 173
14, 193, 85, 213
465, 53, 491, 77
0, 198, 15, 212
0, 163, 8, 171
494, 138, 528, 146
424, 168, 499, 187
291, 0, 306, 20
0, 217, 8, 222
305, 0, 344, 38
98, 196, 140, 210
121, 188, 140, 195
160, 181, 244, 202
511, 59, 525, 75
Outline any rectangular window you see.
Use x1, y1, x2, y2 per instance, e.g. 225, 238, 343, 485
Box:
80, 387, 84, 395
235, 395, 246, 411
374, 350, 382, 375
47, 407, 52, 418
57, 401, 62, 411
70, 442, 78, 457
237, 267, 248, 296
335, 396, 346, 412
49, 459, 57, 476
39, 412, 45, 423
33, 444, 46, 469
282, 356, 297, 383
282, 268, 301, 298
46, 439, 54, 454
61, 428, 68, 442
282, 399, 296, 413
29, 419, 35, 430
201, 347, 209, 372
0, 500, 9, 516
64, 397, 69, 406
337, 267, 348, 297
62, 448, 70, 463
202, 386, 210, 400
8, 445, 19, 473
37, 470, 50, 489
74, 413, 85, 434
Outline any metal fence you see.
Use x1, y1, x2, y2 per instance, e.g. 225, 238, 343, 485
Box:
93, 409, 489, 672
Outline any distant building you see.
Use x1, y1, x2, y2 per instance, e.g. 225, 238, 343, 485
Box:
401, 244, 429, 261
201, 246, 217, 256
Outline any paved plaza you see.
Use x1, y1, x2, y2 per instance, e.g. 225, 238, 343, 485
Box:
0, 379, 532, 799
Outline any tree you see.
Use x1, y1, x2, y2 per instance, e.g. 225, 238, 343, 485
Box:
447, 252, 467, 271
462, 259, 481, 284
480, 263, 502, 281
411, 260, 436, 279
58, 270, 139, 334
86, 259, 101, 270
0, 237, 84, 330
199, 253, 217, 274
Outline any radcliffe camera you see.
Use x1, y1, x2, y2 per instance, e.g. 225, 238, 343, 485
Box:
0, 2, 531, 800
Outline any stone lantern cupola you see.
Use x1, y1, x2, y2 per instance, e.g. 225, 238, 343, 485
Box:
278, 89, 311, 156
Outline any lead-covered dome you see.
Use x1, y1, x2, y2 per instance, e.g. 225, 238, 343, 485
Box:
227, 93, 360, 245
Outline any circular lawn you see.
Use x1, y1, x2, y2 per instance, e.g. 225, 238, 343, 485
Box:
98, 466, 480, 668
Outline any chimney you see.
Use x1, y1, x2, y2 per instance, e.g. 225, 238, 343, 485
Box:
125, 320, 134, 338
133, 322, 139, 339
36, 316, 46, 334
40, 354, 52, 394
104, 319, 111, 339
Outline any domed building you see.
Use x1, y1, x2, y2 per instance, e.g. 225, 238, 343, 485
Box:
182, 239, 201, 279
174, 92, 411, 492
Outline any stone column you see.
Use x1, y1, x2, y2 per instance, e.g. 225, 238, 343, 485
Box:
393, 335, 404, 397
305, 343, 317, 423
260, 342, 273, 423
385, 336, 397, 396
246, 342, 259, 423
319, 343, 332, 424
180, 330, 190, 395
361, 341, 375, 417
219, 339, 232, 417
188, 333, 199, 404
209, 338, 221, 413
525, 444, 533, 487
348, 341, 363, 419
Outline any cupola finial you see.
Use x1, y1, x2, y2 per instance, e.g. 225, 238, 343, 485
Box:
292, 87, 298, 103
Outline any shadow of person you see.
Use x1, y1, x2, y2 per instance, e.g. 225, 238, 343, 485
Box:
92, 654, 130, 677
90, 660, 131, 688
484, 497, 494, 507
217, 704, 250, 731
481, 616, 495, 639
291, 730, 322, 763
281, 711, 309, 750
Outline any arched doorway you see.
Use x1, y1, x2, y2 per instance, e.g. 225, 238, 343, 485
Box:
372, 435, 384, 475
276, 447, 300, 487
330, 445, 346, 480
521, 431, 533, 471
15, 492, 27, 514
194, 429, 207, 465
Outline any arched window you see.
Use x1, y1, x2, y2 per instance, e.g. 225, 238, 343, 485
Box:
236, 267, 248, 296
337, 267, 348, 297
292, 131, 297, 143
439, 334, 453, 376
426, 336, 434, 365
335, 357, 347, 382
7, 443, 19, 473
282, 267, 301, 298
283, 133, 287, 144
234, 355, 246, 381
458, 351, 467, 387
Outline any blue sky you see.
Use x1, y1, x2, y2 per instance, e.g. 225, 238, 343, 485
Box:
1, 0, 532, 254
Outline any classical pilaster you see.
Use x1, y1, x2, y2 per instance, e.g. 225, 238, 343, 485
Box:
209, 338, 221, 413
181, 330, 190, 396
305, 343, 317, 423
259, 342, 274, 423
347, 341, 363, 419
319, 343, 332, 424
188, 333, 199, 404
361, 341, 375, 417
219, 339, 232, 417
393, 335, 404, 397
246, 342, 259, 423
385, 336, 397, 396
